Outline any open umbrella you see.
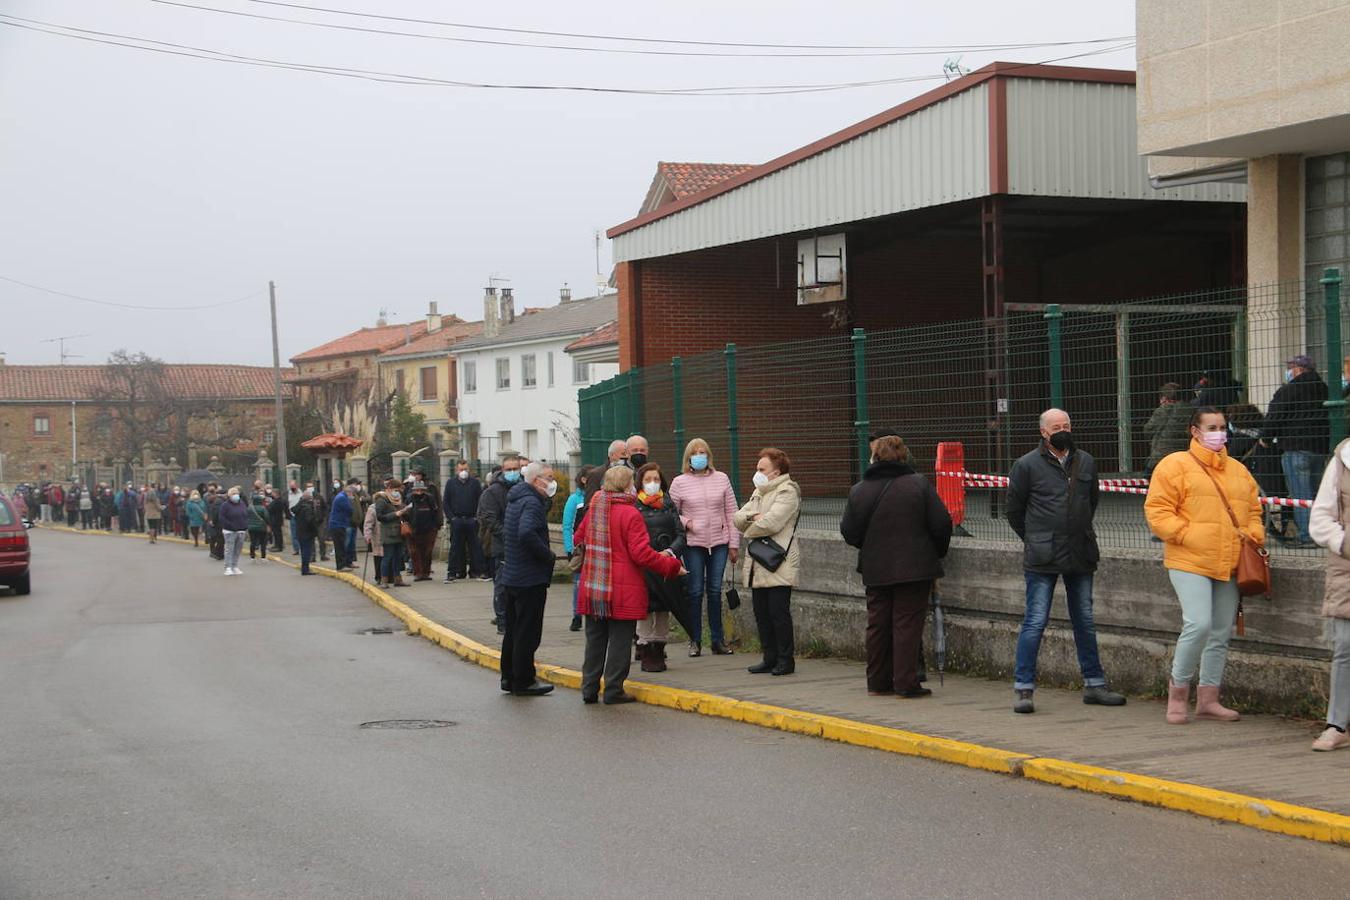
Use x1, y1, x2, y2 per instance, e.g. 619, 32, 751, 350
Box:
930, 586, 948, 686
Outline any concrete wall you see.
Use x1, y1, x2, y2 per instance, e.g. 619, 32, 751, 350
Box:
725, 530, 1332, 714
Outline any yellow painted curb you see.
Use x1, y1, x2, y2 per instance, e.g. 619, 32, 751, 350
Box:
37, 524, 1350, 846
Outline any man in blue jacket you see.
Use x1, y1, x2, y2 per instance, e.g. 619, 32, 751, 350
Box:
498, 461, 559, 697
327, 482, 354, 571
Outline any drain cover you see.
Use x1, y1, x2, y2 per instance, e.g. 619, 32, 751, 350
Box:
357, 627, 394, 635
359, 719, 456, 730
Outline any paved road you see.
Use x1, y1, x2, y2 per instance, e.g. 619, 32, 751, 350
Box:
2, 531, 1345, 899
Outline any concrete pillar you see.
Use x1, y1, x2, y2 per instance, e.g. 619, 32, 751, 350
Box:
349, 454, 369, 486
285, 462, 302, 487
438, 449, 455, 487
1247, 154, 1306, 410
254, 450, 274, 488
391, 450, 411, 480
187, 443, 199, 470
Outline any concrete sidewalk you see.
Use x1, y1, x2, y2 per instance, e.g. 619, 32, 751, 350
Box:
307, 554, 1348, 818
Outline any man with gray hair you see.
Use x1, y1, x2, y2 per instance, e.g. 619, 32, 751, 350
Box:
625, 434, 649, 470
584, 439, 631, 509
499, 461, 559, 696
1006, 408, 1125, 714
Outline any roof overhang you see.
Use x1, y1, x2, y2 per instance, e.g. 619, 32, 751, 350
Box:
1146, 113, 1350, 161
606, 62, 1243, 264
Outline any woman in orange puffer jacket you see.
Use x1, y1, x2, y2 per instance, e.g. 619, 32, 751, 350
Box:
1145, 406, 1264, 725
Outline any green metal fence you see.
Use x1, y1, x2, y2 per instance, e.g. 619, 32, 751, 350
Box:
580, 271, 1345, 555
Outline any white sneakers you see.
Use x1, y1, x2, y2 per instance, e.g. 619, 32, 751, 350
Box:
222, 566, 243, 576
1311, 726, 1349, 752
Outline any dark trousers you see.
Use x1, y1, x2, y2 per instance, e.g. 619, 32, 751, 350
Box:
79, 510, 92, 529
447, 518, 485, 577
381, 543, 404, 582
329, 526, 349, 569
865, 581, 931, 693
501, 583, 549, 689
248, 529, 267, 558
752, 586, 794, 665
66, 508, 77, 527
582, 617, 638, 701
409, 529, 437, 577
210, 526, 225, 559
298, 536, 315, 574
317, 528, 329, 561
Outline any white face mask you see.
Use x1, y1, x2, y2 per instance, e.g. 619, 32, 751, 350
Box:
546, 479, 558, 498
458, 470, 469, 481
752, 471, 771, 489
642, 481, 661, 495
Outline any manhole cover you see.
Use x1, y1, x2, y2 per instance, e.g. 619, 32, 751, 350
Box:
359, 719, 456, 730
357, 627, 394, 635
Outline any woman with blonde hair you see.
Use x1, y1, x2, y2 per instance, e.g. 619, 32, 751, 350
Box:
669, 437, 739, 657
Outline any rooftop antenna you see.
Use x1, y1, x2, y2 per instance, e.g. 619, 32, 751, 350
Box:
942, 56, 969, 81
488, 274, 511, 289
41, 333, 88, 365
595, 228, 608, 297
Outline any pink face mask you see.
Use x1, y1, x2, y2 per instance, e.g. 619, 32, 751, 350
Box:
1198, 430, 1228, 452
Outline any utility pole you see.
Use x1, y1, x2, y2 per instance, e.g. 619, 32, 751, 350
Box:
70, 400, 78, 480
269, 281, 289, 491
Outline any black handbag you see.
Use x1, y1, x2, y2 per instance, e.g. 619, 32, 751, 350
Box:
746, 514, 799, 573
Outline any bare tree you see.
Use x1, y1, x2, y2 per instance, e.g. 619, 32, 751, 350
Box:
91, 350, 170, 460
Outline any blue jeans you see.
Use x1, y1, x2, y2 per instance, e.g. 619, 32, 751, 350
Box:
1281, 450, 1323, 542
289, 517, 298, 550
685, 544, 729, 645
491, 555, 507, 622
346, 525, 357, 558
298, 536, 314, 574
1014, 571, 1106, 691
381, 543, 404, 582
572, 570, 581, 615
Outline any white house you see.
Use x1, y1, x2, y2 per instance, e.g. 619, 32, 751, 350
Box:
452, 286, 618, 469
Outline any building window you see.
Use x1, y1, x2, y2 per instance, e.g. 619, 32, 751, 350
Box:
572, 358, 590, 384
497, 430, 512, 453
344, 359, 351, 368
432, 431, 444, 451
496, 357, 510, 390
463, 359, 477, 393
547, 352, 555, 387
33, 415, 51, 436
524, 429, 538, 458
521, 353, 537, 388
419, 366, 438, 401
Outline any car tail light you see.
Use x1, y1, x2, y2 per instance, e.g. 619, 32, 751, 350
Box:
0, 533, 28, 550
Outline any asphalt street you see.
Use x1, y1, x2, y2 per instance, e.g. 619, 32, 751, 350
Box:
2, 530, 1346, 899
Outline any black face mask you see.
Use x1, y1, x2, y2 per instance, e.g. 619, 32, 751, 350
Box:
1048, 431, 1075, 453
629, 453, 648, 469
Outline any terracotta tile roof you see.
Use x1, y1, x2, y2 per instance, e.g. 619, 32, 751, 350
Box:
377, 319, 483, 361
0, 364, 293, 402
564, 320, 618, 353
290, 321, 429, 363
658, 162, 756, 199
282, 368, 358, 385
300, 433, 365, 452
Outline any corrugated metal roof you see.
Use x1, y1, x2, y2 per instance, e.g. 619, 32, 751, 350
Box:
1005, 78, 1246, 203
613, 84, 990, 263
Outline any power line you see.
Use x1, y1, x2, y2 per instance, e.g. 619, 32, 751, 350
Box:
244, 0, 1131, 52
150, 0, 1133, 60
0, 274, 263, 311
0, 14, 1134, 96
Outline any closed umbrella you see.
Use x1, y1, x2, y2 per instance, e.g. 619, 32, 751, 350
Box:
930, 586, 948, 686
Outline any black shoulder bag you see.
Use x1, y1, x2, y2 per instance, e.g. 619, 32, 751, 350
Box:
746, 493, 800, 573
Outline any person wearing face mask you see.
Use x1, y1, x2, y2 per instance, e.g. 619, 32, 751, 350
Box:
374, 478, 409, 588
634, 462, 686, 672
1307, 435, 1350, 751
267, 484, 286, 552
327, 481, 354, 571
186, 490, 206, 547
313, 483, 331, 563
478, 456, 521, 634
562, 466, 592, 631
734, 448, 802, 676
1006, 409, 1125, 714
625, 434, 649, 471
293, 486, 320, 575
1263, 354, 1330, 548
218, 487, 251, 575
497, 461, 561, 696
444, 460, 486, 583
286, 481, 303, 555
669, 438, 740, 657
584, 440, 631, 511
1145, 407, 1264, 724
143, 486, 162, 544
404, 481, 442, 581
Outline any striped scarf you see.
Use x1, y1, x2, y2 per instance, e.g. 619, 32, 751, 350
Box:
581, 490, 632, 619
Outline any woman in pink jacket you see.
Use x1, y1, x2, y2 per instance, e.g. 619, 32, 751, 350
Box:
669, 438, 740, 657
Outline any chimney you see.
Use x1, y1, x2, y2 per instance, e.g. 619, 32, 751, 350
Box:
376, 308, 388, 327
560, 284, 572, 303
500, 288, 515, 326
483, 287, 500, 337
427, 300, 442, 334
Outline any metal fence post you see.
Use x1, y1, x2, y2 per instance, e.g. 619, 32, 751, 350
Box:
725, 343, 740, 497
1116, 311, 1132, 472
1045, 303, 1063, 410
671, 356, 684, 452
1324, 267, 1346, 446
852, 328, 870, 476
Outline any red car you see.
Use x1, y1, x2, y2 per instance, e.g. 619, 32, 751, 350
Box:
0, 494, 30, 595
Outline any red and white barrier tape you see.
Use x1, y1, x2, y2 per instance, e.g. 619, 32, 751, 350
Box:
934, 471, 1313, 509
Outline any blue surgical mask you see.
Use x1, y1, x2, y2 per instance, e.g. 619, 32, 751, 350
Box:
690, 453, 709, 471
1285, 368, 1294, 383
503, 470, 521, 483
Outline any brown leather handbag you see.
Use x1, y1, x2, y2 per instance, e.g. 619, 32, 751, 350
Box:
1190, 453, 1271, 599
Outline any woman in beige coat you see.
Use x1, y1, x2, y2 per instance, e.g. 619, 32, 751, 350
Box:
734, 448, 801, 676
1307, 440, 1350, 752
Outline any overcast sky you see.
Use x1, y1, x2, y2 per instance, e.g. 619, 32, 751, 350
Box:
0, 0, 1135, 367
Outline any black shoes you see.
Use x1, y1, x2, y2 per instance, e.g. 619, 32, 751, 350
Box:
512, 681, 554, 697
1082, 685, 1127, 706
603, 693, 637, 705
569, 615, 583, 632
747, 660, 776, 674
582, 694, 598, 704
771, 659, 795, 676
899, 686, 932, 699
710, 641, 734, 655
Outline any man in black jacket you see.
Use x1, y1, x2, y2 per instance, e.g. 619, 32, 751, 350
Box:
477, 456, 520, 633
293, 487, 320, 575
443, 460, 485, 582
498, 461, 558, 696
1005, 409, 1125, 715
1264, 354, 1330, 546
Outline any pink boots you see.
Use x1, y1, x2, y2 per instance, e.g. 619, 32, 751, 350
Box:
1195, 685, 1240, 721
1165, 681, 1190, 724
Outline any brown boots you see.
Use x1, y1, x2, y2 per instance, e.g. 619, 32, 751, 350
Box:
639, 642, 667, 673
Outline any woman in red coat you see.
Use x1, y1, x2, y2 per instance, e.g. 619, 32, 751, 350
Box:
575, 465, 685, 705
